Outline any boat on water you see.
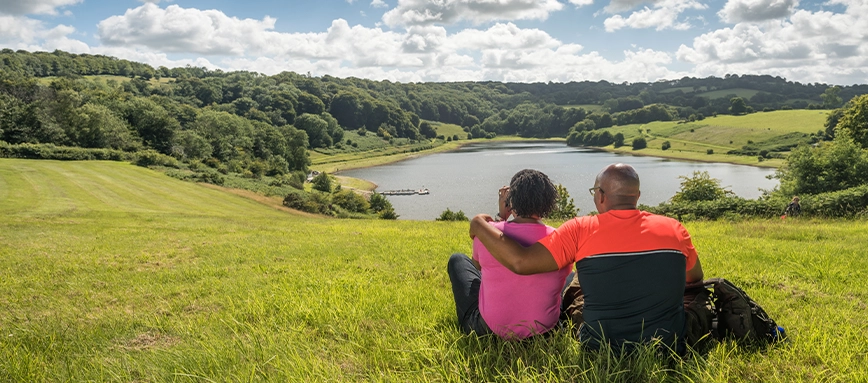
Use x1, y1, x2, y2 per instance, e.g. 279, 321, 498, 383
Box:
381, 188, 429, 196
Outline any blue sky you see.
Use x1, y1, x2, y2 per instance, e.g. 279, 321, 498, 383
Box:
2, 0, 866, 85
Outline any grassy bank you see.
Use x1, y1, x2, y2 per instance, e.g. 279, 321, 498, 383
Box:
2, 159, 866, 382
586, 109, 829, 168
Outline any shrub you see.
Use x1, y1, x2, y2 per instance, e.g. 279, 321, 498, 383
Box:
288, 171, 306, 189
282, 191, 331, 215
662, 141, 671, 150
632, 137, 647, 150
436, 208, 468, 221
550, 184, 579, 220
706, 149, 714, 155
368, 192, 393, 214
312, 172, 332, 193
671, 171, 733, 203
332, 189, 370, 213
775, 140, 868, 196
0, 143, 133, 161
134, 150, 180, 168
378, 206, 398, 220
613, 133, 625, 148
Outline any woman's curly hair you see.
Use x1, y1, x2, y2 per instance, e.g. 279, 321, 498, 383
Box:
508, 169, 557, 218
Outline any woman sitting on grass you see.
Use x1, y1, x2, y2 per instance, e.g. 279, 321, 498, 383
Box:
447, 169, 572, 340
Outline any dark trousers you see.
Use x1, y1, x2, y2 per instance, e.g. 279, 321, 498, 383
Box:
447, 253, 491, 335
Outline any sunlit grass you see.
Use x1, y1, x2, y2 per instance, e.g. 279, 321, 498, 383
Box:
1, 159, 866, 381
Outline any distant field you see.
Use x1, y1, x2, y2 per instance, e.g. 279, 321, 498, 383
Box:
562, 104, 605, 113
659, 86, 707, 94
591, 109, 827, 166
1, 159, 866, 381
696, 88, 760, 99
36, 75, 173, 85
428, 121, 467, 138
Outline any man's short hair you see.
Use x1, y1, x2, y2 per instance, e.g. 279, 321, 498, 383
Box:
508, 169, 557, 218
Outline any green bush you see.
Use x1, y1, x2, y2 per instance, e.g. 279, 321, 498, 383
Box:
283, 191, 331, 215
378, 206, 398, 220
332, 189, 370, 213
312, 172, 332, 193
436, 208, 468, 221
671, 171, 733, 203
0, 143, 132, 161
134, 150, 180, 168
632, 137, 647, 150
646, 185, 868, 220
662, 141, 671, 150
550, 184, 579, 220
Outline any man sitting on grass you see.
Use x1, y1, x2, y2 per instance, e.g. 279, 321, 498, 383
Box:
448, 169, 572, 339
469, 163, 704, 353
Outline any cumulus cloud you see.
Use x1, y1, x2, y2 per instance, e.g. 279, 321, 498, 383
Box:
605, 0, 660, 13
371, 0, 389, 8
604, 0, 705, 31
98, 4, 280, 56
718, 0, 799, 23
0, 0, 81, 15
0, 14, 88, 53
568, 0, 594, 6
381, 0, 564, 28
677, 0, 868, 84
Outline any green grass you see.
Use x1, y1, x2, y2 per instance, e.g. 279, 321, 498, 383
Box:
36, 75, 173, 86
696, 88, 761, 99
562, 104, 606, 113
660, 86, 707, 94
590, 110, 828, 167
428, 121, 468, 139
2, 159, 867, 381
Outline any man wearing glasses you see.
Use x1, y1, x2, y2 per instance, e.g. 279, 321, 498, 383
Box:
469, 163, 704, 353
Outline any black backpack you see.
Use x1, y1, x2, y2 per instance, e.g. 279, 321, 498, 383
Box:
683, 278, 784, 346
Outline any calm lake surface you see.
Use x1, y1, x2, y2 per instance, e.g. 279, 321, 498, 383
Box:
340, 141, 778, 220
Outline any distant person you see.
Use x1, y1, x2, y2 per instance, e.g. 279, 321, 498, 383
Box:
469, 163, 704, 353
783, 196, 801, 217
447, 169, 572, 339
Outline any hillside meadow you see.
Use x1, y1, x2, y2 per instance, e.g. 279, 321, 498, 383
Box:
595, 110, 830, 167
1, 159, 867, 382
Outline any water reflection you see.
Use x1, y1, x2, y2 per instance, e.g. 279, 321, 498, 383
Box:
340, 141, 778, 220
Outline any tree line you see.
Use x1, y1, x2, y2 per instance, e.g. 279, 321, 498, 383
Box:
2, 49, 867, 177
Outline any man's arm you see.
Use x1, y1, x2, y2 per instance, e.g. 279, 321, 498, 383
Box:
686, 256, 704, 283
469, 214, 560, 275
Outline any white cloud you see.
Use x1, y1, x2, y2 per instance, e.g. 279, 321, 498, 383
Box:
98, 4, 282, 56
605, 0, 660, 13
381, 0, 564, 28
0, 0, 81, 15
677, 1, 868, 84
371, 0, 389, 8
0, 14, 88, 53
568, 0, 595, 6
718, 0, 799, 23
604, 0, 705, 32
451, 23, 561, 50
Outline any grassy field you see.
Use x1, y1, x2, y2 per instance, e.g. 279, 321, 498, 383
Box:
36, 75, 174, 86
590, 110, 829, 167
562, 104, 606, 113
696, 88, 761, 100
429, 122, 468, 139
2, 159, 867, 382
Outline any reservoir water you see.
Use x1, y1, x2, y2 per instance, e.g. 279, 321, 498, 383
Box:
340, 141, 778, 220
